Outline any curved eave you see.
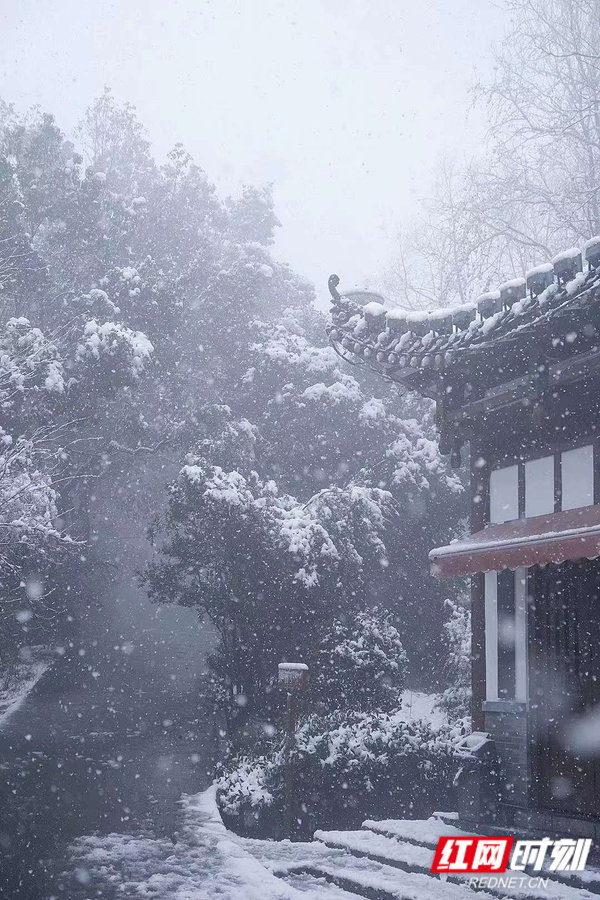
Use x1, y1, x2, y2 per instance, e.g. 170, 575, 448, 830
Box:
327, 268, 600, 383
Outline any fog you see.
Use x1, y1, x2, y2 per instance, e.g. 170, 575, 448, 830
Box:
1, 0, 504, 301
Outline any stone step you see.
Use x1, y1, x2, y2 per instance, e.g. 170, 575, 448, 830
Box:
292, 854, 495, 900
238, 817, 600, 900
314, 829, 434, 875
357, 821, 600, 900
308, 858, 598, 900
362, 816, 476, 849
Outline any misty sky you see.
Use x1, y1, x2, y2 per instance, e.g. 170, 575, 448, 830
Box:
1, 0, 506, 307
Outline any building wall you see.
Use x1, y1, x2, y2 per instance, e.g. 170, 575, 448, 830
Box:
465, 409, 600, 832
483, 703, 529, 809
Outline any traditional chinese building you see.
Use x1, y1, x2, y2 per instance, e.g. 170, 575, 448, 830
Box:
327, 238, 600, 838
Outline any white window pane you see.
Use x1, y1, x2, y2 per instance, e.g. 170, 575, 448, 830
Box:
562, 445, 594, 511
490, 465, 519, 524
525, 456, 554, 518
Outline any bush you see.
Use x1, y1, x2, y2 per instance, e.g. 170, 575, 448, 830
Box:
216, 706, 468, 838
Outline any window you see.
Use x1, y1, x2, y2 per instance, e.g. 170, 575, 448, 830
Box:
562, 445, 594, 511
490, 445, 596, 527
525, 455, 554, 518
485, 568, 528, 703
489, 464, 519, 524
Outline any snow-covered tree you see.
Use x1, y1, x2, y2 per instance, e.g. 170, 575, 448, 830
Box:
314, 608, 408, 713
226, 184, 281, 246
145, 429, 399, 718
0, 104, 161, 662
438, 595, 471, 722
236, 308, 466, 675
0, 90, 464, 728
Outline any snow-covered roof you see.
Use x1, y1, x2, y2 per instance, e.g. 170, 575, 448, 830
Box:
429, 503, 600, 578
405, 311, 429, 325
385, 309, 408, 323
327, 236, 600, 387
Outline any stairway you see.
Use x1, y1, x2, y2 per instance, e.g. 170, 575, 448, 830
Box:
239, 815, 600, 900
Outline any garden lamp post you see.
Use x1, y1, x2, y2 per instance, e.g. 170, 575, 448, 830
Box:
278, 662, 309, 840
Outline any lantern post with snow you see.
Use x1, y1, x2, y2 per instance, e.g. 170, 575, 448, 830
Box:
278, 662, 308, 840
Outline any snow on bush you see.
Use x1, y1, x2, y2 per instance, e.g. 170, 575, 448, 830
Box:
176, 463, 393, 590
216, 704, 468, 833
187, 465, 255, 509
0, 318, 65, 406
302, 373, 364, 406
76, 319, 153, 378
146, 423, 399, 721
78, 288, 120, 315
387, 419, 462, 494
359, 397, 386, 421
0, 431, 69, 573
437, 597, 472, 722
248, 314, 464, 501
216, 754, 279, 816
250, 314, 341, 376
257, 332, 340, 374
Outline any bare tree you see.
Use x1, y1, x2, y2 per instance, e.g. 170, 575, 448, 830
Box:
385, 161, 519, 309
387, 0, 600, 309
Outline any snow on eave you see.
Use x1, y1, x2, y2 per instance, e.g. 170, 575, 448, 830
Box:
498, 277, 526, 291
327, 234, 600, 380
386, 308, 408, 322
552, 246, 581, 264
429, 522, 600, 559
526, 262, 554, 278
429, 307, 454, 319
452, 300, 477, 313
362, 301, 388, 317
405, 310, 429, 324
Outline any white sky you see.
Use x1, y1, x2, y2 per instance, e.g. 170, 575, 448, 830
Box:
0, 0, 506, 307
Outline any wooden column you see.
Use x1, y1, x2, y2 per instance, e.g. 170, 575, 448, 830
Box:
470, 439, 488, 732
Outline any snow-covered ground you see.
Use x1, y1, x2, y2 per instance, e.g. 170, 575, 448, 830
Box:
67, 786, 343, 899
0, 649, 51, 729
66, 787, 600, 899
62, 691, 461, 897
